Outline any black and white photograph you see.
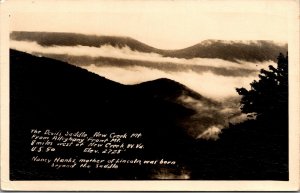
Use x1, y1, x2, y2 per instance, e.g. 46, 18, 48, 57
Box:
0, 0, 299, 191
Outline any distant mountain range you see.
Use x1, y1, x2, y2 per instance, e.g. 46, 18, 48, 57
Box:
10, 31, 287, 62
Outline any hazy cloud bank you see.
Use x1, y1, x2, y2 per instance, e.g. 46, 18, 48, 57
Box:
11, 39, 273, 99
84, 65, 259, 99
11, 40, 275, 71
11, 39, 272, 141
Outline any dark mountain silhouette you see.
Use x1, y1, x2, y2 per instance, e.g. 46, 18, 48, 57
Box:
135, 78, 207, 101
10, 49, 288, 180
9, 49, 211, 180
11, 31, 287, 62
162, 40, 287, 62
10, 31, 159, 53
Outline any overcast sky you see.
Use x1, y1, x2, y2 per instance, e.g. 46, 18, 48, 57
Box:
8, 0, 291, 49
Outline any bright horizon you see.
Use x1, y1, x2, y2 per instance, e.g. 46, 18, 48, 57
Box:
7, 0, 291, 49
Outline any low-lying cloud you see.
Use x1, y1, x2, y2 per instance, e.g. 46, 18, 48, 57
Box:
84, 64, 254, 140
177, 93, 246, 139
11, 40, 275, 71
84, 65, 258, 99
11, 39, 274, 140
10, 39, 273, 99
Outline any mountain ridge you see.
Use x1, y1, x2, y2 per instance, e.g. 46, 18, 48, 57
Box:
11, 31, 287, 62
10, 48, 197, 179
10, 48, 222, 135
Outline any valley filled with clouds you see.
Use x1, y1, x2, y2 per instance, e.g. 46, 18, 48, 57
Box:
10, 32, 287, 140
10, 36, 282, 100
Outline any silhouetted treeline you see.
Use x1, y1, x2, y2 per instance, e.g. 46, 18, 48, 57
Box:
188, 53, 288, 180
237, 52, 288, 130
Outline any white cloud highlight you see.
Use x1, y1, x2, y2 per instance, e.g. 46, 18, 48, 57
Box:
84, 65, 258, 100
11, 39, 275, 140
10, 40, 276, 71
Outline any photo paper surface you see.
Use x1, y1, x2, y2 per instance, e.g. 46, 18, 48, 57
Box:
1, 0, 299, 191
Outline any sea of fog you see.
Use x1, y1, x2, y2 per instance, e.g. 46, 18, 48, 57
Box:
11, 40, 275, 100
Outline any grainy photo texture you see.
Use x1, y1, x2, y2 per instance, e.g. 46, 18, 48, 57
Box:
1, 1, 299, 190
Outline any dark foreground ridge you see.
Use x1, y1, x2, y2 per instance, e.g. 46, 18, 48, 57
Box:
10, 49, 288, 180
9, 49, 198, 180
